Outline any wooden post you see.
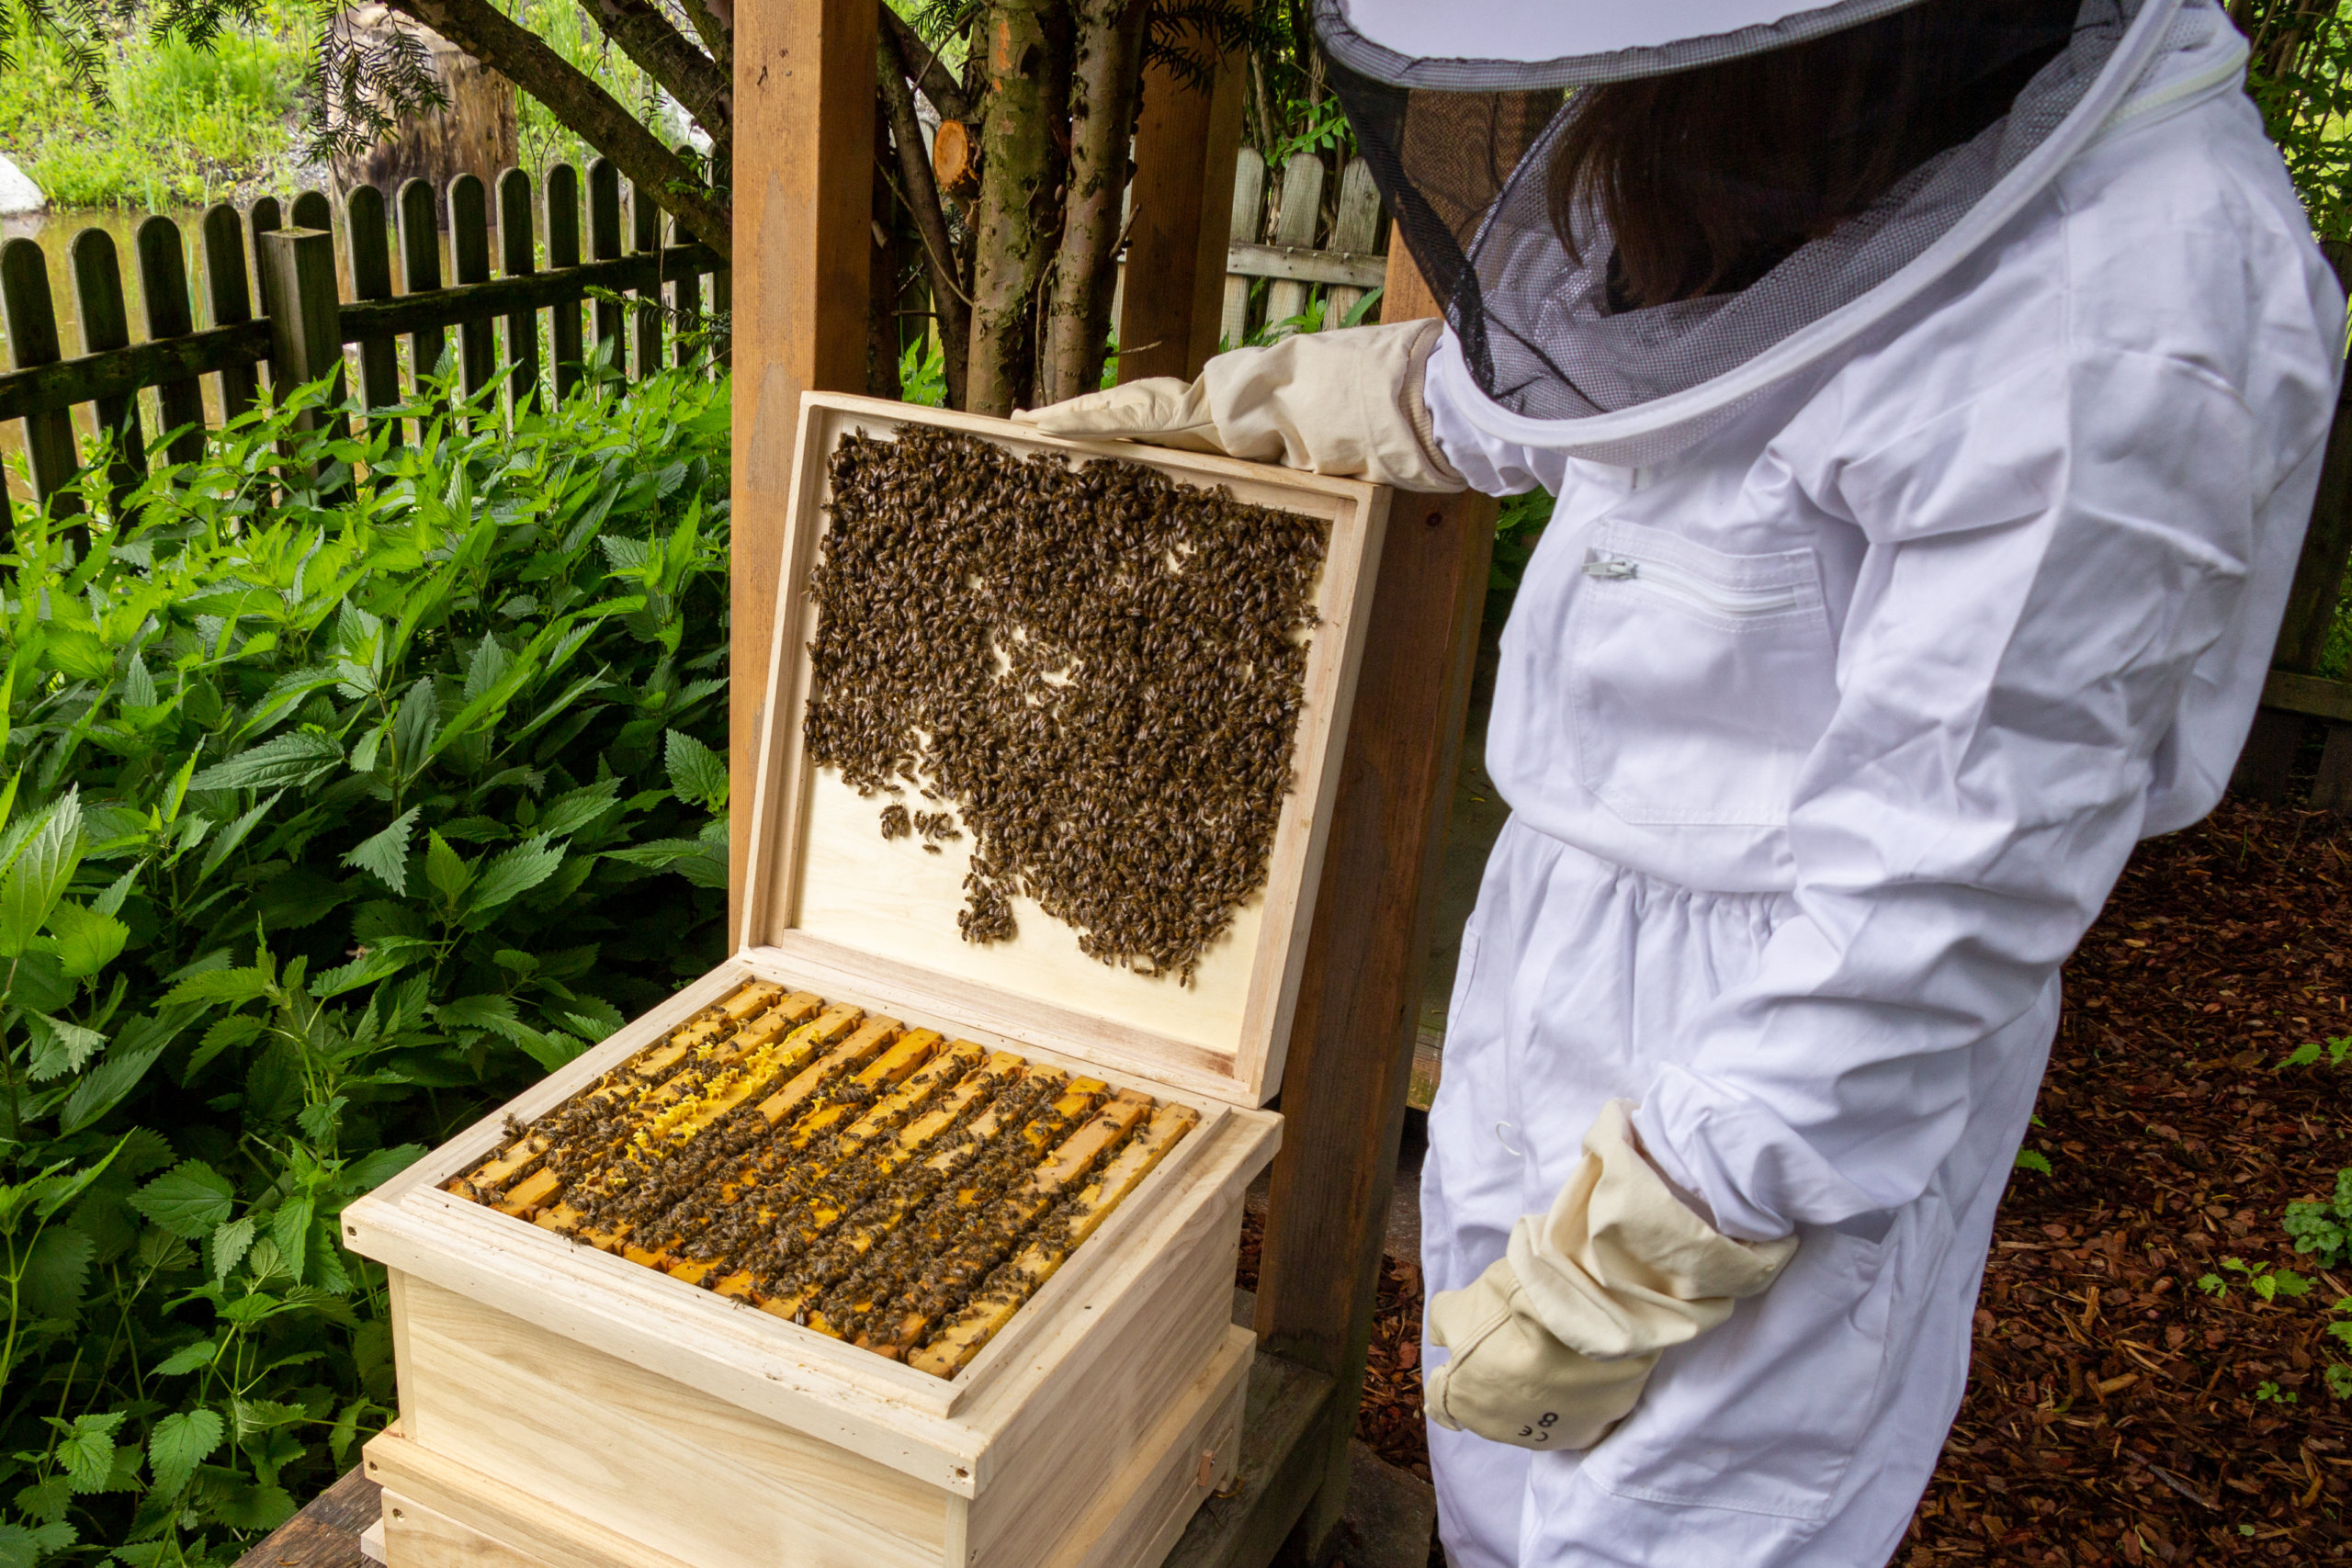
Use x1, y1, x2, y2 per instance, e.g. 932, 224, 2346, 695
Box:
72, 228, 146, 513
1261, 154, 1328, 332
588, 159, 626, 376
545, 164, 585, 404
200, 204, 261, 422
727, 0, 877, 932
1249, 243, 1499, 1563
289, 189, 334, 233
1324, 159, 1384, 328
450, 174, 497, 406
399, 178, 449, 391
632, 175, 664, 378
0, 238, 84, 527
1117, 8, 1248, 384
499, 167, 541, 413
260, 228, 345, 472
136, 215, 207, 467
346, 185, 404, 449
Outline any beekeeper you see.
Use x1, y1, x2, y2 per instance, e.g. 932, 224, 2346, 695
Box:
1019, 0, 2344, 1561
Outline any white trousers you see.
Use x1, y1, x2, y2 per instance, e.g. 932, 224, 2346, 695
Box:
1422, 820, 2057, 1568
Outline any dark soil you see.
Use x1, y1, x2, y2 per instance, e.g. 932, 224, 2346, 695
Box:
1245, 796, 2352, 1564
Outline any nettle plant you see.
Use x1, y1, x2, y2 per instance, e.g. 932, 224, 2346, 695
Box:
0, 367, 731, 1566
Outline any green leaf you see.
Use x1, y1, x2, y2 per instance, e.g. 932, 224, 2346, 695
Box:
197, 788, 286, 878
664, 728, 729, 810
209, 1215, 256, 1282
308, 935, 434, 1000
47, 901, 128, 978
435, 994, 520, 1034
0, 1519, 74, 1568
18, 1226, 95, 1320
269, 1196, 314, 1285
424, 830, 474, 904
152, 1339, 218, 1377
130, 1161, 235, 1241
512, 1025, 588, 1072
2012, 1149, 2052, 1175
461, 833, 563, 919
25, 1013, 105, 1081
187, 730, 345, 793
145, 1407, 224, 1499
345, 807, 421, 895
211, 1480, 298, 1531
391, 674, 440, 772
0, 791, 81, 960
49, 1411, 124, 1493
345, 1144, 427, 1190
161, 964, 269, 1008
462, 631, 514, 705
2279, 1042, 2325, 1068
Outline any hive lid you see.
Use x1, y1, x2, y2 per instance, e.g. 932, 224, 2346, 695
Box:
740, 394, 1390, 1108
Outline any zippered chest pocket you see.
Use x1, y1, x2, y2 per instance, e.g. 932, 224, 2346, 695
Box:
1567, 521, 1838, 828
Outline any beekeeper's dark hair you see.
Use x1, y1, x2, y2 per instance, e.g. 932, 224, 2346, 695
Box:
1548, 0, 2085, 310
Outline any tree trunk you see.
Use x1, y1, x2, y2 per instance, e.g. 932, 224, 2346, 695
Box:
965, 0, 1066, 414
877, 28, 969, 408
1039, 0, 1147, 404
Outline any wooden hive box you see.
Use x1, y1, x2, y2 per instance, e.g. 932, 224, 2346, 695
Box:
343, 393, 1391, 1568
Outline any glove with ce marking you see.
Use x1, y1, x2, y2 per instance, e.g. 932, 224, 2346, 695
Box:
1424, 1100, 1799, 1452
1010, 319, 1465, 492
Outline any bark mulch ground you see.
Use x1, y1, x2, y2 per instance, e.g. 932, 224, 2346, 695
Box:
1244, 796, 2352, 1564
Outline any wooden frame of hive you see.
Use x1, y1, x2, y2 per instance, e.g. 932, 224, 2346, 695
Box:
343, 393, 1391, 1568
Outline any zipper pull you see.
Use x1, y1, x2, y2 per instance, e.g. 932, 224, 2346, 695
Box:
1582, 554, 1637, 581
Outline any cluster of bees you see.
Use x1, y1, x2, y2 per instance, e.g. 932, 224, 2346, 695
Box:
447, 979, 1196, 1377
802, 425, 1330, 984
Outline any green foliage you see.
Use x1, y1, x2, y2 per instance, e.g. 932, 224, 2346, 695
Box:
2013, 1148, 2053, 1176
0, 364, 731, 1563
2275, 1034, 2352, 1068
2284, 1168, 2352, 1270
2239, 0, 2352, 244
2197, 1256, 2312, 1302
0, 6, 309, 209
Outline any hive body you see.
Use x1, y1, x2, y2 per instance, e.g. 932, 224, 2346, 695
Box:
343, 399, 1391, 1568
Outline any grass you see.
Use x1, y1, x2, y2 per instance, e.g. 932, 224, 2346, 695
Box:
0, 4, 311, 209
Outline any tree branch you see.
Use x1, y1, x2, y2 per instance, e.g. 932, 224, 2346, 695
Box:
880, 3, 970, 122
383, 0, 732, 260
674, 0, 731, 74
879, 26, 968, 407
578, 0, 733, 133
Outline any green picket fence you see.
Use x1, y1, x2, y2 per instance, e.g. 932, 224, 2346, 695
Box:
0, 158, 728, 527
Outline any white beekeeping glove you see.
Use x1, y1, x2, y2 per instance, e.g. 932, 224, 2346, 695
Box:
1425, 1100, 1798, 1451
1012, 319, 1466, 492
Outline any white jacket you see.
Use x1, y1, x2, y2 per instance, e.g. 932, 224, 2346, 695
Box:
1424, 8, 2344, 1246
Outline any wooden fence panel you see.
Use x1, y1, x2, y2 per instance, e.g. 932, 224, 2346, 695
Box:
632, 175, 664, 378
202, 204, 261, 422
0, 180, 722, 514
546, 163, 585, 404
1219, 148, 1265, 350
2, 239, 84, 517
399, 178, 448, 388
71, 229, 143, 511
450, 174, 495, 403
499, 167, 541, 412
346, 185, 403, 448
588, 159, 626, 374
136, 216, 206, 466
1261, 153, 1327, 329
1325, 158, 1383, 327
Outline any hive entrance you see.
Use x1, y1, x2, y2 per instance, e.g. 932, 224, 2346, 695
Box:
448, 980, 1196, 1378
803, 427, 1331, 984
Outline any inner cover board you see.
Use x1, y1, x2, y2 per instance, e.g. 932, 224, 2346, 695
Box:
743, 395, 1388, 1106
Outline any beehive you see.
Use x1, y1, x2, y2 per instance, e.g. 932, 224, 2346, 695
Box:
342, 394, 1391, 1568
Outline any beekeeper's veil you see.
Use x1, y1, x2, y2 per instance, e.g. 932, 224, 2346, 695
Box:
1318, 0, 2234, 465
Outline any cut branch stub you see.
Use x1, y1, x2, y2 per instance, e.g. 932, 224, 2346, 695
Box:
933, 118, 982, 202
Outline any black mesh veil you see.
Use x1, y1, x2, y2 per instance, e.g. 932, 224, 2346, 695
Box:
1321, 0, 2201, 436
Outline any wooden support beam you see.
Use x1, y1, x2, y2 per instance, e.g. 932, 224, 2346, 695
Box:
728, 0, 878, 935
1117, 1, 1247, 384
1250, 239, 1498, 1566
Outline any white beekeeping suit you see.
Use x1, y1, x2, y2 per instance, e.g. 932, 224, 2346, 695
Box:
1021, 1, 2346, 1562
